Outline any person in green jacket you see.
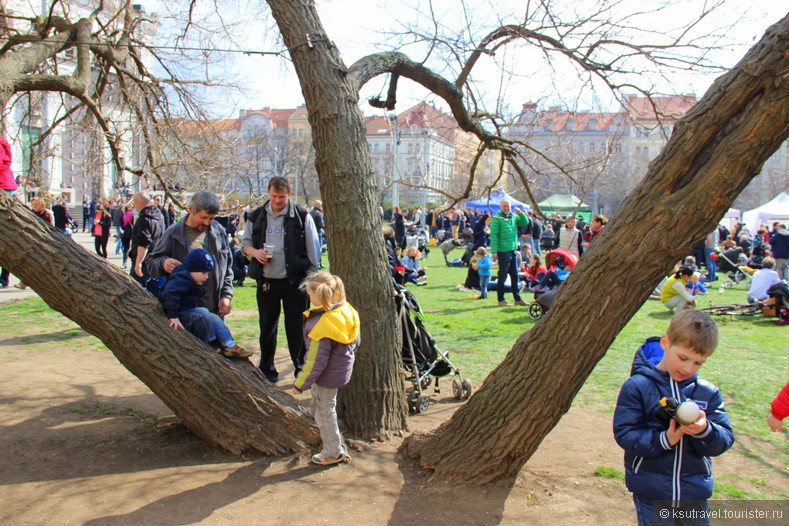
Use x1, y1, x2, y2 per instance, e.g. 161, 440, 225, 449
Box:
490, 199, 531, 306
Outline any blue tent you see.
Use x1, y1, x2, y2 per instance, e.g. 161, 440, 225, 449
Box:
466, 189, 530, 215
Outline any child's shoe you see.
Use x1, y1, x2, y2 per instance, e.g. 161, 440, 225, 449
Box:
221, 345, 254, 358
311, 452, 350, 465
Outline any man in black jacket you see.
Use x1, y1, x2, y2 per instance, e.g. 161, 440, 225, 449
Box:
242, 177, 319, 382
130, 191, 165, 294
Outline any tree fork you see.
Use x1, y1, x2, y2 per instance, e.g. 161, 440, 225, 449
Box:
0, 194, 320, 455
405, 15, 789, 485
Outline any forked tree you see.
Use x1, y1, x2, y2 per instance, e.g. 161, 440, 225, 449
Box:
1, 0, 787, 484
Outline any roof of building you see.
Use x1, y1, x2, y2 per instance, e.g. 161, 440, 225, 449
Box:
623, 94, 697, 121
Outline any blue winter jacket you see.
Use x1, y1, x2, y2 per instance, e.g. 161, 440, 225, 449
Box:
614, 337, 735, 504
160, 265, 204, 319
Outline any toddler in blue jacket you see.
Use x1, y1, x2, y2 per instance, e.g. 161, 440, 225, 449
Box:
161, 249, 253, 359
613, 310, 734, 525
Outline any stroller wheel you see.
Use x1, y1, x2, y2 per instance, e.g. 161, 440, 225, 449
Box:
452, 378, 463, 399
723, 282, 733, 289
528, 302, 544, 320
420, 376, 432, 390
414, 395, 430, 414
461, 379, 473, 400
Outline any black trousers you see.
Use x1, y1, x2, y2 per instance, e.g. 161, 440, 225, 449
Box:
256, 278, 309, 373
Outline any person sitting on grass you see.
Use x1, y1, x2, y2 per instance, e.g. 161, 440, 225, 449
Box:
401, 245, 427, 286
161, 248, 253, 359
524, 253, 547, 291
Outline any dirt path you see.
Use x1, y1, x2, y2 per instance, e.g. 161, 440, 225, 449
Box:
0, 337, 783, 525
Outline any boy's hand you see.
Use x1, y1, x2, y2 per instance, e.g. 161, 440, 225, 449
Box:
767, 414, 783, 432
290, 387, 301, 396
169, 318, 185, 330
680, 410, 708, 436
666, 419, 683, 446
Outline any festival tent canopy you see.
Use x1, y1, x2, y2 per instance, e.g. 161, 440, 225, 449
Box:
720, 208, 742, 230
742, 192, 789, 233
536, 193, 592, 222
466, 189, 530, 215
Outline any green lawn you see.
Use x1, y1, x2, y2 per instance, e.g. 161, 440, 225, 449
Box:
1, 246, 786, 496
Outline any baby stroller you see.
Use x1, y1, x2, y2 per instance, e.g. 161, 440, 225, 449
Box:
405, 224, 430, 257
527, 248, 579, 320
395, 281, 472, 413
716, 247, 752, 289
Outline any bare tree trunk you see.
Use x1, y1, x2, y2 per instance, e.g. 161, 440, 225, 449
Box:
0, 194, 320, 454
266, 0, 409, 439
405, 16, 789, 484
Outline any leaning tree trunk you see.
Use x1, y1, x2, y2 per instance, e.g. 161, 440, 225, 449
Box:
267, 0, 409, 439
0, 195, 320, 454
406, 15, 789, 484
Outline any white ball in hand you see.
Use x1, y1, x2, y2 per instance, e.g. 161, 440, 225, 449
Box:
676, 401, 701, 425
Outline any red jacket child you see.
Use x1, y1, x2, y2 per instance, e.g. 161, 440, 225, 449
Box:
768, 381, 789, 432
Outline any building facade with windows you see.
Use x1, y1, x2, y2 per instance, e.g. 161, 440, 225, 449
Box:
507, 95, 788, 215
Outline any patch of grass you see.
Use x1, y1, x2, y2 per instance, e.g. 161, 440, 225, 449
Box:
71, 407, 85, 414
712, 482, 771, 500
594, 466, 625, 480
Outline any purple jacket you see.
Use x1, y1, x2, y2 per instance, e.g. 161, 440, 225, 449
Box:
294, 301, 359, 391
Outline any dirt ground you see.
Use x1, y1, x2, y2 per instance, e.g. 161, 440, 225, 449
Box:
0, 333, 785, 526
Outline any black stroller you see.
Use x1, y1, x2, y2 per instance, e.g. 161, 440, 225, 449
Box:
395, 282, 472, 413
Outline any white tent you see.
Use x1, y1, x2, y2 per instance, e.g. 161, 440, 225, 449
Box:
742, 192, 789, 233
721, 208, 741, 231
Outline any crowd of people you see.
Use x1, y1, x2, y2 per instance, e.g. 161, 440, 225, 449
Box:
383, 200, 609, 308
656, 221, 789, 315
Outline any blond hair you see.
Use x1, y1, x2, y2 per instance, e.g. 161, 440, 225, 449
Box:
300, 272, 346, 311
405, 245, 422, 259
665, 310, 718, 357
475, 246, 487, 258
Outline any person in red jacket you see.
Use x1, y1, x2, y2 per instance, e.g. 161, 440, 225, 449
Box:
0, 137, 17, 196
768, 381, 789, 432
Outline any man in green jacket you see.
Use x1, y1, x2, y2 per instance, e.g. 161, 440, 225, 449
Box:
490, 199, 531, 306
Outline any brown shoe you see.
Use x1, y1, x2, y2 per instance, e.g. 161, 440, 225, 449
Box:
498, 300, 511, 307
514, 300, 529, 306
221, 345, 254, 358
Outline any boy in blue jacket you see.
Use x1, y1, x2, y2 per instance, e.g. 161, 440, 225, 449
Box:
161, 249, 253, 359
614, 310, 734, 525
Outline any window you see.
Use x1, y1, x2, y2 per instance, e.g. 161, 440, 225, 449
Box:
588, 119, 597, 131
567, 119, 574, 131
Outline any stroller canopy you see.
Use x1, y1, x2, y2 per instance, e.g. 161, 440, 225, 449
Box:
545, 248, 579, 270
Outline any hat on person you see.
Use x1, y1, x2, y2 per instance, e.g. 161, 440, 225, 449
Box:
183, 249, 215, 272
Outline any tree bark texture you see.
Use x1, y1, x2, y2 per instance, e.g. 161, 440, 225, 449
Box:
0, 194, 320, 455
266, 0, 410, 440
406, 15, 789, 484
